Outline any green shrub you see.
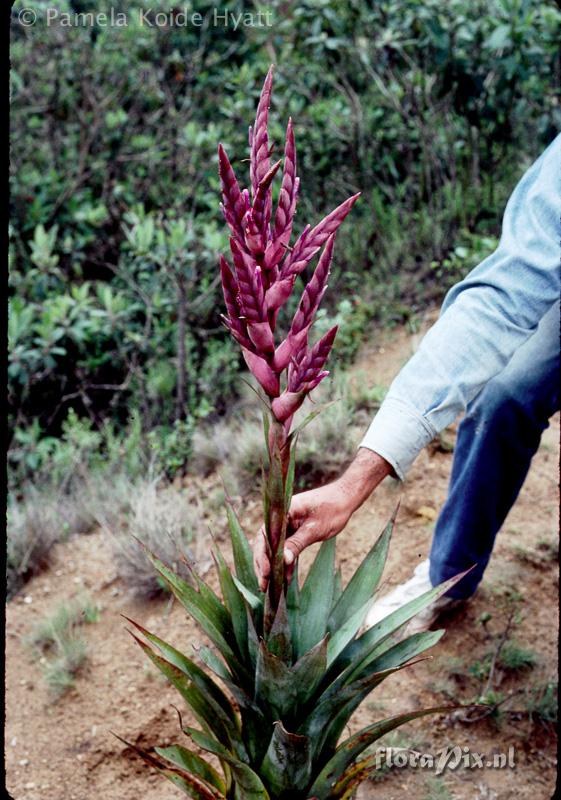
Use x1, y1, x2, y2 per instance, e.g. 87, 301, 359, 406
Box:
9, 0, 561, 466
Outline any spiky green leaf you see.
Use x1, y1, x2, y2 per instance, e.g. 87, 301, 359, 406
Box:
327, 514, 393, 633
197, 645, 230, 682
137, 542, 240, 670
262, 409, 271, 455
308, 707, 453, 798
112, 733, 225, 800
226, 499, 261, 595
297, 538, 336, 656
349, 629, 444, 684
286, 559, 300, 645
154, 745, 226, 794
290, 635, 328, 712
213, 549, 249, 664
332, 567, 343, 607
124, 618, 240, 729
326, 596, 375, 667
231, 576, 262, 611
321, 632, 444, 755
327, 570, 471, 683
255, 641, 297, 721
129, 632, 245, 757
186, 727, 271, 799
300, 661, 424, 762
266, 591, 292, 662
259, 722, 312, 797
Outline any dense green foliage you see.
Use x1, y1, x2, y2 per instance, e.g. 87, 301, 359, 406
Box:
9, 0, 561, 481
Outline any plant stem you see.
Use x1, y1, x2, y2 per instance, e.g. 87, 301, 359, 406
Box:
263, 416, 291, 635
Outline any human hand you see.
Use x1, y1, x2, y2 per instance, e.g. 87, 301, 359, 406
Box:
253, 448, 392, 591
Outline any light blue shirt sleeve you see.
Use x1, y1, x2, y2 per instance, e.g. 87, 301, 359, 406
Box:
360, 134, 561, 480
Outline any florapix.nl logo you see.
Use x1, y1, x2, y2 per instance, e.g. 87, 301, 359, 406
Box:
374, 745, 516, 775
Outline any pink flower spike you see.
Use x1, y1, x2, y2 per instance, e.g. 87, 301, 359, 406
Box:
250, 65, 274, 199
247, 321, 275, 355
290, 234, 335, 336
271, 390, 306, 423
272, 326, 309, 373
219, 256, 253, 350
243, 209, 265, 256
242, 348, 280, 397
264, 275, 295, 313
288, 325, 338, 392
230, 239, 265, 322
283, 193, 361, 278
218, 144, 247, 244
272, 118, 298, 250
253, 159, 282, 240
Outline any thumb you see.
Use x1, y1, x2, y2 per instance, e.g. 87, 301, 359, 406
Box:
284, 522, 321, 565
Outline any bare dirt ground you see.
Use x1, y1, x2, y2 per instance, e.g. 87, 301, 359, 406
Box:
5, 318, 559, 800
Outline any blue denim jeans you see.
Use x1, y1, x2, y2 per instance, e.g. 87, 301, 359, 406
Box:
429, 302, 560, 599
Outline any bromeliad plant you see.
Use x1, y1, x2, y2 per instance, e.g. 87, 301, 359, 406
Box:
120, 67, 465, 799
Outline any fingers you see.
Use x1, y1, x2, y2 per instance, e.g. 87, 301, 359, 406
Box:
253, 527, 270, 592
283, 521, 321, 565
287, 489, 312, 526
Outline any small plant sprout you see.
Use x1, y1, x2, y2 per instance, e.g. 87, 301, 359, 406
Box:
121, 66, 466, 799
26, 594, 100, 698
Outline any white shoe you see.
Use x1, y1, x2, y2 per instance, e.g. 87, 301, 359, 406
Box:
365, 559, 466, 634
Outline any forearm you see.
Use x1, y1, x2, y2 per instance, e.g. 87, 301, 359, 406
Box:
336, 448, 393, 512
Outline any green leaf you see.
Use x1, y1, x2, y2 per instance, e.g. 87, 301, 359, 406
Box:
266, 591, 292, 662
213, 549, 249, 664
198, 646, 230, 682
164, 770, 225, 800
326, 751, 380, 800
262, 409, 270, 458
128, 632, 245, 758
254, 640, 297, 721
154, 744, 226, 794
290, 635, 328, 712
332, 567, 343, 607
192, 569, 234, 632
348, 629, 444, 684
259, 722, 312, 797
326, 596, 375, 667
327, 514, 394, 633
485, 23, 511, 51
328, 570, 472, 683
137, 541, 245, 679
186, 727, 271, 799
308, 707, 453, 798
124, 618, 240, 729
191, 655, 269, 767
111, 733, 225, 800
232, 575, 263, 611
226, 500, 260, 595
321, 633, 444, 756
288, 400, 338, 440
298, 538, 336, 657
298, 663, 410, 761
284, 433, 298, 512
286, 559, 300, 646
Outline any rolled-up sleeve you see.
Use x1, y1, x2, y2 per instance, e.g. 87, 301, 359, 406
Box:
360, 134, 561, 480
